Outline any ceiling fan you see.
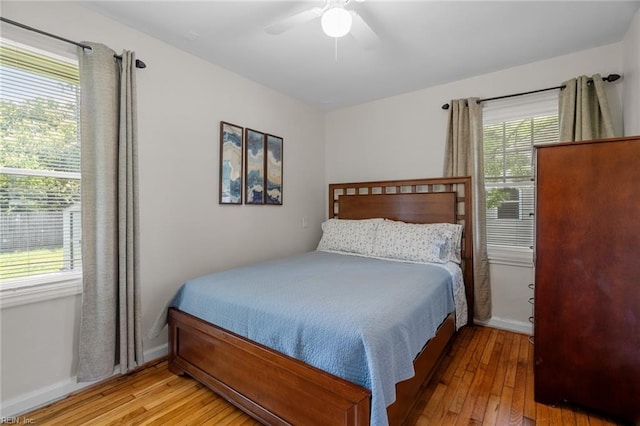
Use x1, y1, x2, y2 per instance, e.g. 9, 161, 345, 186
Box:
264, 0, 380, 48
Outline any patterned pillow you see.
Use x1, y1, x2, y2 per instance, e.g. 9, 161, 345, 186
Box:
371, 220, 463, 264
428, 222, 463, 264
317, 218, 383, 255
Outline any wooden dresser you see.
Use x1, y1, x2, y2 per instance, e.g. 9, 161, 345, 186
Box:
534, 136, 640, 425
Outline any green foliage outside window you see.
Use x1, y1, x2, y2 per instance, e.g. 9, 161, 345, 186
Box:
1, 97, 81, 213
483, 115, 558, 209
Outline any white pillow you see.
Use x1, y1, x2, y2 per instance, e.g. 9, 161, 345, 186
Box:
370, 220, 463, 264
316, 218, 383, 255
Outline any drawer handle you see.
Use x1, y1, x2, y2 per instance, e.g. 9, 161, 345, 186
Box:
528, 297, 534, 305
528, 336, 534, 345
528, 283, 534, 290
529, 316, 534, 324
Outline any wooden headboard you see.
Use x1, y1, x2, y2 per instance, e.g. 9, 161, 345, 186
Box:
328, 177, 474, 322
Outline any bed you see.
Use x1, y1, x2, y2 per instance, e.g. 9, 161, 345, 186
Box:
167, 177, 474, 426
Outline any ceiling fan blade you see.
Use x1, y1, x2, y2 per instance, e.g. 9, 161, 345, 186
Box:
265, 7, 325, 35
349, 11, 380, 49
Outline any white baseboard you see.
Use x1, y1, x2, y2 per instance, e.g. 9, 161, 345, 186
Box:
475, 316, 533, 335
143, 343, 168, 363
0, 343, 169, 418
0, 370, 114, 418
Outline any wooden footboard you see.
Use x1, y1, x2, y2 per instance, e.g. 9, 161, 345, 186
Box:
169, 308, 371, 426
169, 308, 456, 426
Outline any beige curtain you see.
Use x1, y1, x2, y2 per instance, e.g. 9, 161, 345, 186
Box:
77, 43, 142, 381
559, 73, 616, 141
443, 98, 491, 321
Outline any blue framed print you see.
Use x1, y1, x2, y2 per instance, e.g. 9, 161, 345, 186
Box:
245, 128, 265, 204
265, 134, 283, 205
219, 121, 243, 204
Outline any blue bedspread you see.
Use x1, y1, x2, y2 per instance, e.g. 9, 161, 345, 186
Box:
168, 251, 456, 426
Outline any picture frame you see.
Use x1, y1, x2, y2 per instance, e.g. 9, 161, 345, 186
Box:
244, 128, 266, 205
219, 121, 244, 204
265, 134, 283, 205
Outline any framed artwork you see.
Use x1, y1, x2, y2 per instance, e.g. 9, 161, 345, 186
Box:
244, 128, 265, 204
265, 134, 283, 205
219, 121, 243, 204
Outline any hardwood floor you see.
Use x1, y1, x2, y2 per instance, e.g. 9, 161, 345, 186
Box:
22, 326, 622, 425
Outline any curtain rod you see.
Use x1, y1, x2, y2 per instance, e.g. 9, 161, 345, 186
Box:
0, 17, 147, 69
441, 73, 620, 110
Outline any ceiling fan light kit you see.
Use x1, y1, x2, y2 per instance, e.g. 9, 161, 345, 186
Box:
321, 7, 353, 38
264, 0, 377, 44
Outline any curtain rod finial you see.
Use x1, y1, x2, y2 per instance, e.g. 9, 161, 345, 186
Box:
442, 103, 450, 110
606, 73, 621, 82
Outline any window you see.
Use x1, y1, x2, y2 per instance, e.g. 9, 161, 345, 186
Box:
0, 37, 81, 289
495, 187, 520, 220
483, 91, 558, 257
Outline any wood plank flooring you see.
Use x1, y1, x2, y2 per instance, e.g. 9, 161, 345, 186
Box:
21, 326, 623, 425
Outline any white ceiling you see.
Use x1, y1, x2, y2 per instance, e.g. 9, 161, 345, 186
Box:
83, 1, 640, 111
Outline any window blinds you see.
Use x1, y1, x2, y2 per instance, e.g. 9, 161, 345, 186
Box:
482, 91, 558, 249
0, 39, 81, 281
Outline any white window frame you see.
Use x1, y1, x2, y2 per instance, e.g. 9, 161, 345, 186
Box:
482, 91, 559, 267
0, 31, 83, 308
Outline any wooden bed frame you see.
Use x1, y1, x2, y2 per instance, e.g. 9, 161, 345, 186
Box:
168, 177, 474, 426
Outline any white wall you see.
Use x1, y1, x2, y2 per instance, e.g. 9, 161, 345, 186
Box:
325, 42, 624, 334
623, 8, 640, 136
325, 43, 623, 183
0, 1, 326, 415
